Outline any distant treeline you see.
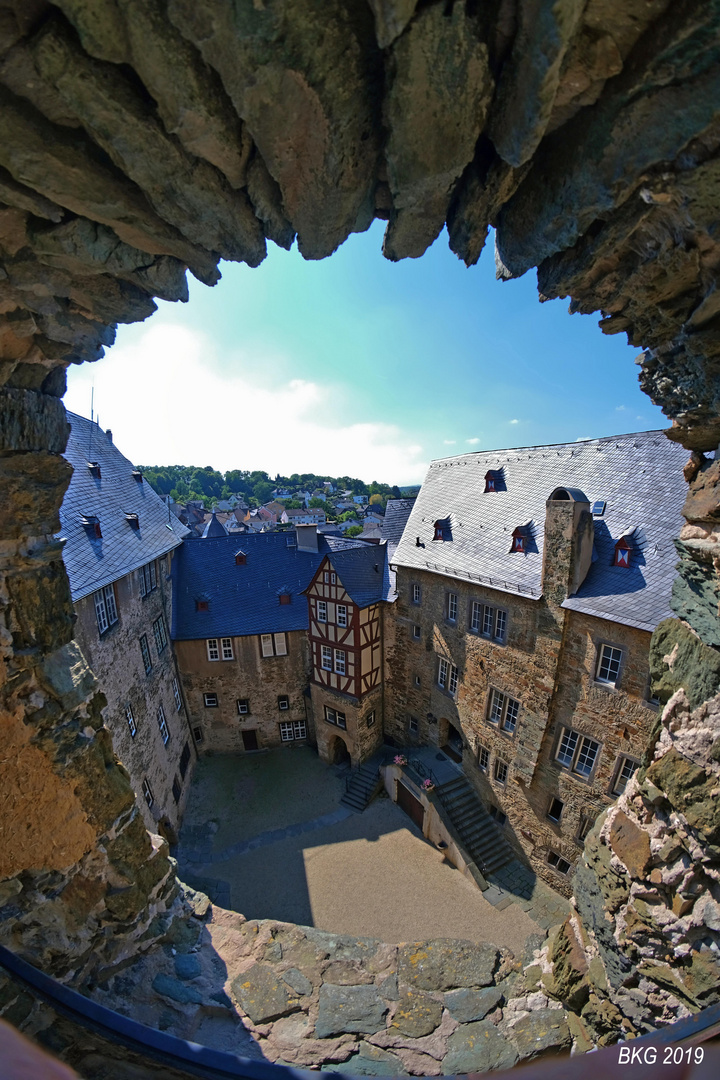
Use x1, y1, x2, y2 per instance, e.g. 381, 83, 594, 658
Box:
140, 465, 404, 507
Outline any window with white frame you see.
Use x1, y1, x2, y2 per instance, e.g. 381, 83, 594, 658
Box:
494, 760, 508, 784
411, 583, 421, 604
125, 704, 136, 738
556, 727, 601, 778
153, 615, 168, 655
142, 778, 154, 809
317, 600, 327, 622
323, 572, 329, 583
324, 706, 347, 729
94, 584, 118, 635
577, 814, 595, 843
366, 710, 376, 728
331, 573, 336, 584
487, 689, 520, 733
203, 692, 218, 707
280, 720, 307, 741
548, 851, 571, 874
448, 664, 459, 695
277, 695, 289, 711
138, 560, 157, 597
321, 645, 332, 670
334, 649, 346, 675
612, 756, 639, 795
408, 716, 419, 734
478, 746, 490, 772
139, 634, 152, 675
438, 657, 449, 689
336, 604, 347, 627
172, 677, 182, 711
477, 603, 507, 643
596, 644, 623, 685
221, 636, 233, 660
207, 638, 220, 661
447, 592, 458, 622
237, 698, 249, 714
260, 632, 288, 658
157, 705, 169, 745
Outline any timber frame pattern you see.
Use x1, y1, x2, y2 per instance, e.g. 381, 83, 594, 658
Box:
1, 0, 719, 1054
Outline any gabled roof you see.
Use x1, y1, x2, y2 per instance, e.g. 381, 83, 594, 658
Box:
59, 412, 189, 602
322, 544, 390, 608
392, 431, 687, 631
171, 532, 384, 640
202, 512, 227, 538
382, 498, 416, 552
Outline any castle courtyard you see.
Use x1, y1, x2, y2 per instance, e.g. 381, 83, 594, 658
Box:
175, 746, 550, 951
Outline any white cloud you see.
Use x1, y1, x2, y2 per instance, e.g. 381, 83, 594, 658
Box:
636, 415, 644, 421
443, 439, 456, 445
576, 436, 591, 442
509, 418, 519, 425
466, 437, 480, 445
615, 405, 627, 411
64, 321, 428, 485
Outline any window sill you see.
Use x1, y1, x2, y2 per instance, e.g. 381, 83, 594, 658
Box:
593, 679, 619, 693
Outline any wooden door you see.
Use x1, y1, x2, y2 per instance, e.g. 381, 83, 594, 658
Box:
396, 781, 425, 831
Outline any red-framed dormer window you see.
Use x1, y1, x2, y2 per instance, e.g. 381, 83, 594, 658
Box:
433, 520, 444, 541
235, 551, 247, 565
512, 533, 525, 552
485, 472, 496, 493
614, 538, 632, 567
196, 599, 209, 612
279, 593, 291, 605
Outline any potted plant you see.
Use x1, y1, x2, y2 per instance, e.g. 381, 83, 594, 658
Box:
393, 754, 408, 766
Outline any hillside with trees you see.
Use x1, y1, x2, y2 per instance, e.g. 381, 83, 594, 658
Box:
140, 465, 403, 509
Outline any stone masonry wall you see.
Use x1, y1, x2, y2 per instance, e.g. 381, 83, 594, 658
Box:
73, 558, 197, 836
174, 630, 313, 755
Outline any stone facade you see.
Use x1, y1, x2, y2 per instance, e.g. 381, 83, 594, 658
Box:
174, 629, 313, 754
386, 555, 664, 897
72, 554, 197, 837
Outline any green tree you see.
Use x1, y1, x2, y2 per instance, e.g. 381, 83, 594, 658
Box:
345, 525, 363, 537
369, 493, 383, 506
309, 497, 326, 509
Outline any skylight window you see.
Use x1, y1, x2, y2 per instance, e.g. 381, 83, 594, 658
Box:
125, 512, 139, 529
592, 500, 606, 516
87, 461, 101, 479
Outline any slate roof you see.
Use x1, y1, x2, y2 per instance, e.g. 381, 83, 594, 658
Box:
172, 532, 391, 640
202, 513, 227, 538
382, 498, 416, 553
392, 431, 688, 633
59, 412, 189, 602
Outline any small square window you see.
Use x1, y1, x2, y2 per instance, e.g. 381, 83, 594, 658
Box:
412, 624, 421, 640
221, 637, 234, 660
548, 852, 571, 874
548, 797, 564, 823
237, 698, 250, 715
414, 674, 421, 688
142, 779, 154, 809
334, 649, 346, 675
193, 726, 204, 743
412, 583, 421, 604
204, 692, 218, 708
408, 716, 419, 734
336, 604, 347, 627
366, 711, 376, 728
318, 600, 327, 622
321, 645, 332, 670
274, 633, 287, 657
478, 746, 489, 772
494, 760, 508, 785
597, 644, 622, 685
278, 695, 289, 711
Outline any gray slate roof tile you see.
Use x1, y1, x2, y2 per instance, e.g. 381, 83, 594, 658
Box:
392, 431, 687, 632
172, 533, 391, 641
59, 412, 189, 602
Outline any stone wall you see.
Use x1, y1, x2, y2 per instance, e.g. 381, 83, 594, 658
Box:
310, 681, 384, 767
0, 0, 719, 1056
174, 630, 312, 755
73, 556, 197, 835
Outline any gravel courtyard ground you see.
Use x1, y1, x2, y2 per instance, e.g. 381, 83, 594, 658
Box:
176, 747, 545, 951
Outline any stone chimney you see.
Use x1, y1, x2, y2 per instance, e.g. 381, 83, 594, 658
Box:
106, 428, 112, 443
541, 487, 594, 604
295, 524, 318, 552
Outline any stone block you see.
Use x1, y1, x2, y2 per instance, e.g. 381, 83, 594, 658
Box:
39, 640, 97, 712
390, 988, 443, 1037
152, 973, 204, 1005
0, 387, 69, 453
282, 967, 313, 996
232, 962, 294, 1024
397, 940, 498, 991
608, 810, 651, 878
174, 953, 201, 980
444, 985, 503, 1023
442, 1019, 519, 1074
316, 984, 388, 1038
510, 1007, 572, 1061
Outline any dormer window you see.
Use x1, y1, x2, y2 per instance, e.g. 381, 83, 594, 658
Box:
614, 537, 632, 567
196, 599, 209, 612
132, 469, 143, 482
510, 523, 531, 553
512, 533, 525, 552
125, 513, 139, 530
235, 551, 247, 565
81, 515, 102, 539
87, 462, 101, 479
279, 592, 291, 605
433, 518, 450, 541
484, 469, 503, 493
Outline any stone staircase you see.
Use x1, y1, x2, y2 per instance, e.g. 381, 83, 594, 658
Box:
340, 758, 384, 813
436, 776, 515, 876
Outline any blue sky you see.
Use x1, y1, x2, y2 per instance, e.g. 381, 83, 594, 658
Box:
64, 220, 663, 485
